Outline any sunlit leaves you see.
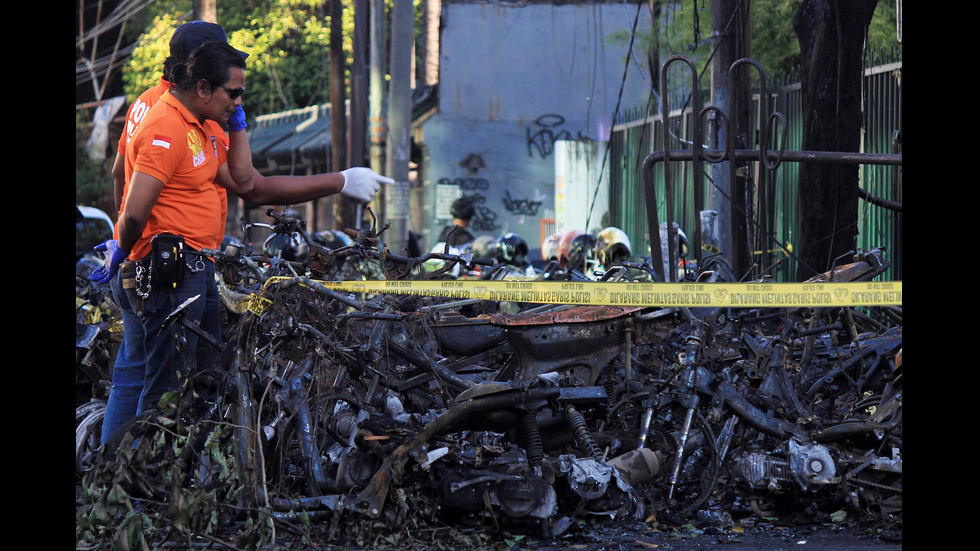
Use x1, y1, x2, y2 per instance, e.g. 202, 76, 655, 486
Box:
124, 12, 190, 103
121, 0, 354, 117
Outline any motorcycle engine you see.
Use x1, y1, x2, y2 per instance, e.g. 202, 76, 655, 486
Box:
734, 439, 837, 492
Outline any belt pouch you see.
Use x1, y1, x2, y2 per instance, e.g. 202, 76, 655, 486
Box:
150, 233, 186, 287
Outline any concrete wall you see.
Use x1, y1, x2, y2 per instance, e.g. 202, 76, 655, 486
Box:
415, 1, 652, 259
555, 139, 610, 237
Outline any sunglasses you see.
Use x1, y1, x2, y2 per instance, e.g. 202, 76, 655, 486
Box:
219, 85, 245, 100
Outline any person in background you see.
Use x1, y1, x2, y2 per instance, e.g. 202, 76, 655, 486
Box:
436, 195, 477, 247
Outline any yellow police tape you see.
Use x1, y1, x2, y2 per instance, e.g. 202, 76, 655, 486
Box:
264, 277, 902, 308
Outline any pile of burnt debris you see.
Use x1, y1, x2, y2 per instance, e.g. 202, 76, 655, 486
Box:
76, 212, 901, 548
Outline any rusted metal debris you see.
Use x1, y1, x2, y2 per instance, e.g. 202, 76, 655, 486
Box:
76, 210, 901, 544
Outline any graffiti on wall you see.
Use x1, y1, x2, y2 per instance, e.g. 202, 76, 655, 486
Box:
439, 176, 501, 233
464, 192, 501, 233
526, 114, 587, 159
502, 190, 543, 216
438, 176, 490, 191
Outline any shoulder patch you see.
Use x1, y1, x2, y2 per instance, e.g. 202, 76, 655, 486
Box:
151, 134, 172, 149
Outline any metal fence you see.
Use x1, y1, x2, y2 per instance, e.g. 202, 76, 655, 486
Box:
609, 48, 902, 282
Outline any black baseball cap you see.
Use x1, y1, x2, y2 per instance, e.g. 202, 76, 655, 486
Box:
170, 21, 249, 62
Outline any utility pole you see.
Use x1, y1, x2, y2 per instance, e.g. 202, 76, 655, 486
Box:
330, 0, 350, 230
329, 0, 353, 228
369, 0, 387, 228
347, 0, 368, 233
384, 0, 412, 254
194, 0, 241, 238
193, 0, 216, 23
709, 0, 752, 280
350, 0, 368, 171
421, 0, 440, 87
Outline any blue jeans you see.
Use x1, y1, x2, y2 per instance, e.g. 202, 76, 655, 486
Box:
136, 255, 221, 415
101, 268, 146, 446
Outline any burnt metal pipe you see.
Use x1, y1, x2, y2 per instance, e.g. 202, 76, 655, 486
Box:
273, 276, 381, 312
813, 409, 902, 442
697, 379, 801, 440
858, 187, 903, 212
285, 356, 340, 495
805, 342, 888, 399
386, 339, 477, 391
651, 57, 785, 280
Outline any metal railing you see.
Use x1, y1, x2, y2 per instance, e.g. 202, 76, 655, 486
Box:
609, 49, 902, 282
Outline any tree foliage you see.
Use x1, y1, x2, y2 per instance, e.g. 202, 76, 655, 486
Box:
118, 1, 901, 119
75, 110, 112, 209
121, 0, 354, 119
222, 0, 343, 115
753, 0, 900, 77
123, 11, 183, 101
641, 0, 901, 83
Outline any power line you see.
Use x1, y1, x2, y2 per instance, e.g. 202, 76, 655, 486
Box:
585, 0, 643, 233
76, 0, 157, 49
76, 0, 175, 91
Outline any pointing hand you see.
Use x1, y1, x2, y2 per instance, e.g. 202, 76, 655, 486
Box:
340, 167, 395, 203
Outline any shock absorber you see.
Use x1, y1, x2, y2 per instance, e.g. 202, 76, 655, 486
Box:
522, 411, 544, 478
566, 405, 603, 461
636, 403, 655, 450
667, 325, 702, 501
604, 374, 618, 411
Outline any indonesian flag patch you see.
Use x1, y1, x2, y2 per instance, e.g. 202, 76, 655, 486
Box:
151, 134, 172, 149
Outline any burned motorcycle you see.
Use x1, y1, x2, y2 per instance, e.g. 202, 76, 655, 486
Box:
79, 212, 900, 546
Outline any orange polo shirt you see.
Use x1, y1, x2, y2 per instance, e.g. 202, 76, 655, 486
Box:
116, 77, 229, 248
125, 91, 229, 261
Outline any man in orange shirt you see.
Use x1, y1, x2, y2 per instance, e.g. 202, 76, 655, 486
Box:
99, 21, 241, 445
93, 42, 251, 418
97, 23, 392, 444
111, 21, 390, 245
93, 40, 392, 423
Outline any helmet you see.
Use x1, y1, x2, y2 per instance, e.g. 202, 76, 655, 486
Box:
469, 234, 497, 260
495, 233, 529, 266
557, 230, 582, 268
313, 230, 354, 250
263, 232, 302, 261
75, 256, 101, 281
567, 233, 598, 269
218, 235, 244, 257
597, 227, 632, 267
541, 232, 563, 261
557, 230, 597, 269
425, 242, 464, 277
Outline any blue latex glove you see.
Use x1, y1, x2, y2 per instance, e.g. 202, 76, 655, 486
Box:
89, 239, 129, 285
228, 105, 247, 131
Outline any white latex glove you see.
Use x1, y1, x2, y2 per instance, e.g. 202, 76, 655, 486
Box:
340, 167, 395, 202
